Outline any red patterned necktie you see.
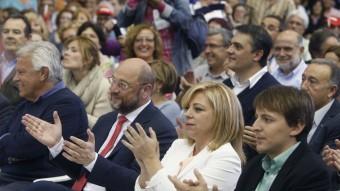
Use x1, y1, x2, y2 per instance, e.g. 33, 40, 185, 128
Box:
71, 115, 128, 191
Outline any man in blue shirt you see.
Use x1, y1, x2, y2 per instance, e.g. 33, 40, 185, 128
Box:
0, 41, 88, 191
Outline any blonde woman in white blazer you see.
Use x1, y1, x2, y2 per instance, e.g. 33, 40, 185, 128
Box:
123, 82, 245, 191
62, 36, 112, 128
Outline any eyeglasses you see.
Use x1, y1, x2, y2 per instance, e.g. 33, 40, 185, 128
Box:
108, 76, 132, 91
135, 37, 154, 44
108, 76, 148, 91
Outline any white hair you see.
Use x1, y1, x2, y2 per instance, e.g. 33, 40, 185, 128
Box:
16, 41, 63, 83
287, 9, 309, 29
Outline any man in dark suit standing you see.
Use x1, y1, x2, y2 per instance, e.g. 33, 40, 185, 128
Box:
301, 58, 340, 154
23, 58, 177, 191
235, 86, 331, 191
0, 14, 31, 105
0, 41, 88, 191
223, 24, 280, 159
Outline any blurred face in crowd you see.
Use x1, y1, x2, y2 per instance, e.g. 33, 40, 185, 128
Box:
80, 28, 101, 49
324, 52, 340, 67
253, 108, 303, 159
286, 15, 305, 35
184, 92, 214, 143
301, 63, 335, 110
204, 34, 229, 71
62, 40, 84, 71
273, 31, 303, 74
312, 1, 323, 15
321, 37, 339, 55
76, 12, 89, 26
2, 18, 29, 52
133, 29, 155, 63
59, 11, 73, 28
61, 28, 77, 42
261, 17, 280, 41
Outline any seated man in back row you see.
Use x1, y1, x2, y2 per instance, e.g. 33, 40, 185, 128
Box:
0, 42, 88, 191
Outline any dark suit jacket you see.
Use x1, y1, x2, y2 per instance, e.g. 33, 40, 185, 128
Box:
235, 142, 331, 191
0, 93, 14, 130
0, 87, 88, 180
223, 72, 280, 126
0, 69, 21, 105
53, 102, 177, 191
309, 100, 340, 154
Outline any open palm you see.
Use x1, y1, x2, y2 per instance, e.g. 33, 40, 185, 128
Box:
22, 111, 62, 148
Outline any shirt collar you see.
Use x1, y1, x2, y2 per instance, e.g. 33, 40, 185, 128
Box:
230, 67, 268, 89
120, 100, 151, 123
262, 142, 300, 174
205, 70, 229, 80
276, 59, 306, 77
314, 99, 334, 127
32, 81, 65, 103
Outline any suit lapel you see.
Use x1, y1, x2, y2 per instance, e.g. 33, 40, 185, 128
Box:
108, 103, 154, 157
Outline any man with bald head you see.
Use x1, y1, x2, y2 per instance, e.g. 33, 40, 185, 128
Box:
270, 30, 307, 88
23, 58, 177, 191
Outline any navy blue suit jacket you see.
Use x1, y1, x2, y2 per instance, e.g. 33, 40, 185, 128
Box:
235, 142, 331, 191
309, 100, 340, 154
223, 72, 280, 126
0, 87, 88, 180
0, 93, 14, 130
53, 102, 177, 191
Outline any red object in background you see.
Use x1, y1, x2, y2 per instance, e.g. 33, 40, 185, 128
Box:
327, 17, 340, 27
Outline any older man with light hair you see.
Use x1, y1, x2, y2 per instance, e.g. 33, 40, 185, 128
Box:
286, 9, 312, 61
0, 41, 88, 191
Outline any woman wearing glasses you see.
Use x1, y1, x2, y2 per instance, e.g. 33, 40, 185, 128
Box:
62, 36, 112, 128
123, 81, 245, 190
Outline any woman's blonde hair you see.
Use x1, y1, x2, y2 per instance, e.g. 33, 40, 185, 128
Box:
181, 82, 245, 163
64, 36, 100, 70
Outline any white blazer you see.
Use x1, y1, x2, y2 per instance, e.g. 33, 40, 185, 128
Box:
135, 139, 242, 191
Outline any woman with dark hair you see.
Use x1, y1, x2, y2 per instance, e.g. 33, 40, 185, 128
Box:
77, 21, 115, 75
305, 0, 327, 37
62, 36, 112, 128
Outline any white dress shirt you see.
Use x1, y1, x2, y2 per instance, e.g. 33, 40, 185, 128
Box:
307, 99, 334, 143
49, 100, 151, 191
230, 67, 268, 95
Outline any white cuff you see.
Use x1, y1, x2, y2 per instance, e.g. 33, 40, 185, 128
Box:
84, 153, 98, 172
49, 137, 64, 158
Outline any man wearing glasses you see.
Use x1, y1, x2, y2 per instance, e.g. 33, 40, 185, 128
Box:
23, 58, 177, 191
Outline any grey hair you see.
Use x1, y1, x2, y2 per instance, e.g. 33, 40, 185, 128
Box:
286, 9, 309, 29
311, 58, 340, 97
16, 41, 63, 83
207, 28, 232, 46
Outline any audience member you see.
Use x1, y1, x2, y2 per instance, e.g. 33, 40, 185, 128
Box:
305, 0, 327, 37
235, 86, 331, 191
150, 60, 181, 127
270, 30, 307, 88
285, 10, 312, 61
0, 14, 31, 105
0, 41, 88, 191
309, 29, 339, 59
260, 15, 282, 42
117, 0, 194, 76
62, 36, 112, 128
223, 24, 280, 160
301, 58, 340, 153
123, 81, 245, 190
124, 24, 163, 63
246, 0, 295, 25
23, 58, 177, 191
194, 28, 231, 83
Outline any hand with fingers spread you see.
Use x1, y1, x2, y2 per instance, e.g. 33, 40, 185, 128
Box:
62, 129, 96, 166
22, 111, 62, 148
243, 126, 256, 149
122, 123, 160, 161
168, 169, 219, 191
